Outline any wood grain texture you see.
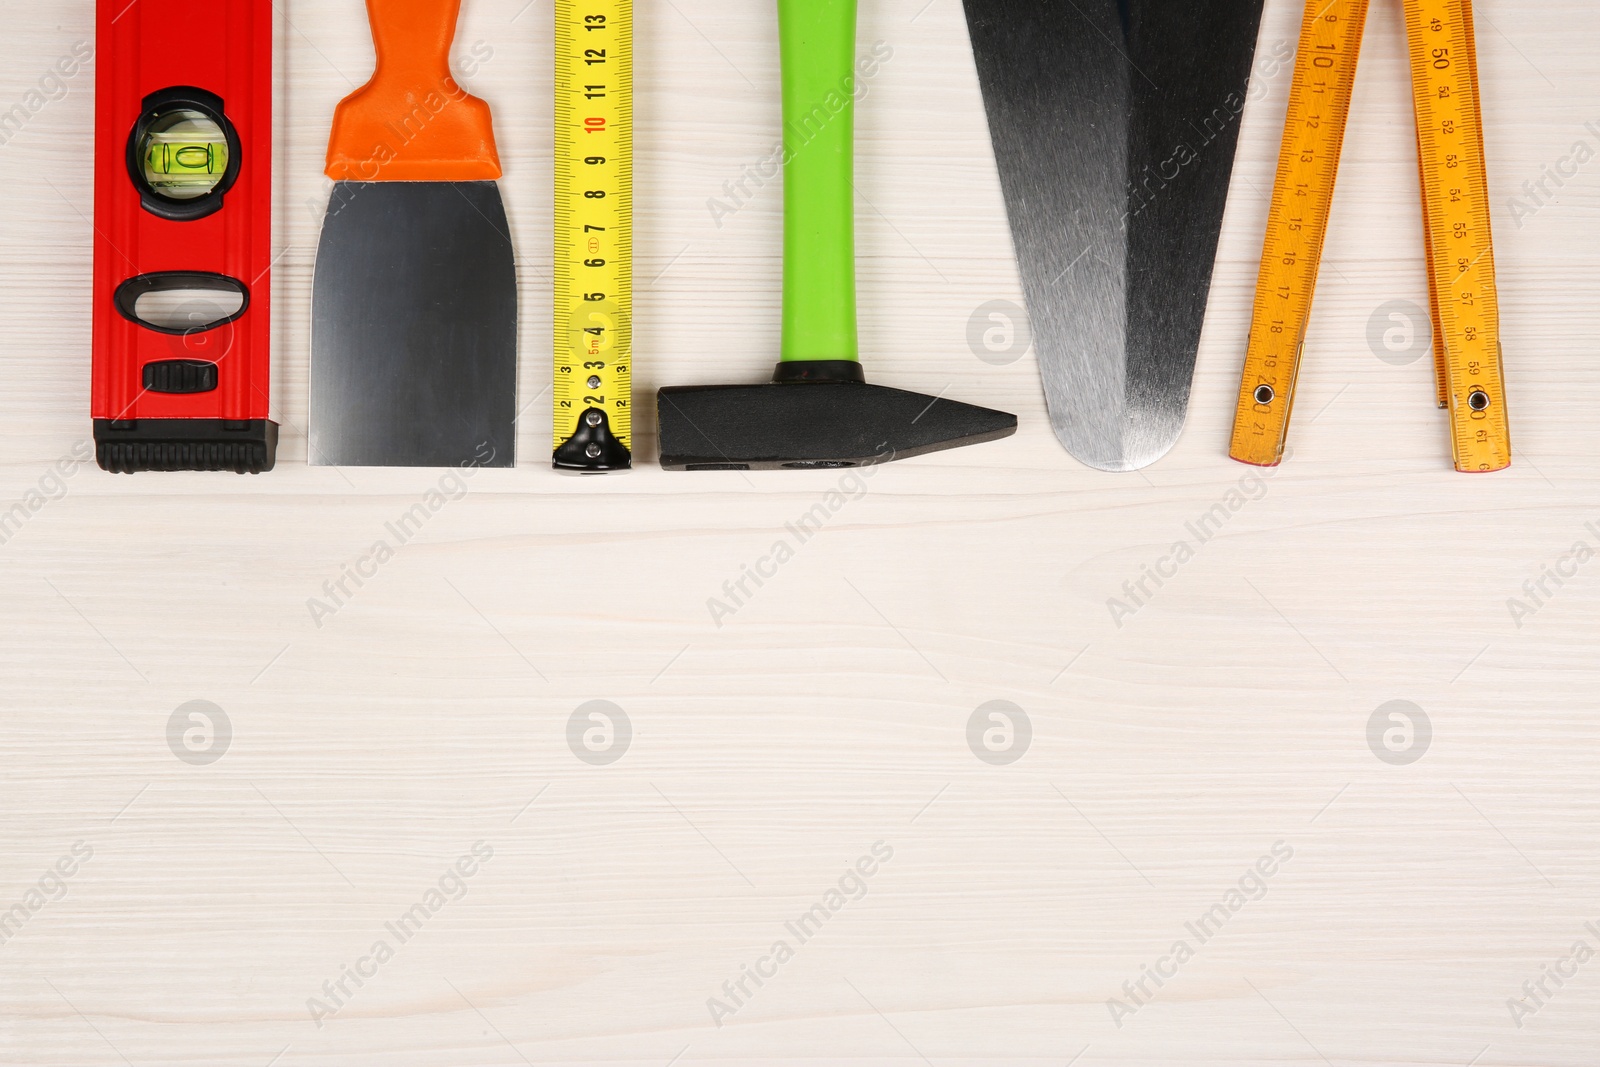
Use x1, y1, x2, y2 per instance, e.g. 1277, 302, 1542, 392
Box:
1, 1, 1597, 1064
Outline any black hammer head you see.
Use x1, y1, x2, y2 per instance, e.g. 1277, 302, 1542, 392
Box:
657, 362, 1017, 471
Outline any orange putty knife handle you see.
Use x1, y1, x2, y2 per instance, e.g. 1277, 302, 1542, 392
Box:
325, 0, 501, 181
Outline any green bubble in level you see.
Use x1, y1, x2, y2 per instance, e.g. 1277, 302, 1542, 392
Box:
140, 110, 229, 199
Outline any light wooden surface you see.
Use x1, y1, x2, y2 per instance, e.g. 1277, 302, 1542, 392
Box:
2, 1, 1598, 1064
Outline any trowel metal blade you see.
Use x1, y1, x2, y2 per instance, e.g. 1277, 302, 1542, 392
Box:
963, 0, 1265, 471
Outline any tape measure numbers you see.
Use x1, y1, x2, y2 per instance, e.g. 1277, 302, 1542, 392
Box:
1406, 0, 1508, 471
554, 0, 633, 472
1229, 0, 1509, 473
1228, 1, 1366, 466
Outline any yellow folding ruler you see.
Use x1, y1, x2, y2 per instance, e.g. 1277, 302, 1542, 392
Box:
1229, 0, 1510, 472
554, 0, 634, 472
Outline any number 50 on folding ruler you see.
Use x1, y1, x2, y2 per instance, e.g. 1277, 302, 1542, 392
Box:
1229, 0, 1510, 473
554, 0, 634, 472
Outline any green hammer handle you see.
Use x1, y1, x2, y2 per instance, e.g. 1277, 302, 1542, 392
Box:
779, 0, 859, 364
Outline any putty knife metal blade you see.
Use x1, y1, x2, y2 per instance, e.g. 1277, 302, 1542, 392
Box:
311, 182, 515, 467
309, 0, 517, 469
963, 0, 1265, 471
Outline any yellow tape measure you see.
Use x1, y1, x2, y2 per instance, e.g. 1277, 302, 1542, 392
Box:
1229, 0, 1510, 473
554, 0, 633, 472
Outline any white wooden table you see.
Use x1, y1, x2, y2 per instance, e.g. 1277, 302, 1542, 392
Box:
2, 1, 1598, 1063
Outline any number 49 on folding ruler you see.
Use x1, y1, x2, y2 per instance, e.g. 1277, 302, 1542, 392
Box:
1229, 0, 1510, 473
554, 0, 634, 472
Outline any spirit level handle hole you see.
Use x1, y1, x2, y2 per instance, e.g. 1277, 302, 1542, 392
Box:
114, 272, 249, 335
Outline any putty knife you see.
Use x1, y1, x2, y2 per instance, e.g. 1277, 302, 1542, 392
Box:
310, 0, 516, 468
963, 0, 1265, 472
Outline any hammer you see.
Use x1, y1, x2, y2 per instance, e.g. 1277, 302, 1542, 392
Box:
656, 0, 1018, 471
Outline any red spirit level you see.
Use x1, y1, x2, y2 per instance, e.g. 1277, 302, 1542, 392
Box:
92, 0, 277, 473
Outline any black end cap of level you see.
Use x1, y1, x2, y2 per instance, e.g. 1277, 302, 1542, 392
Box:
95, 419, 279, 475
